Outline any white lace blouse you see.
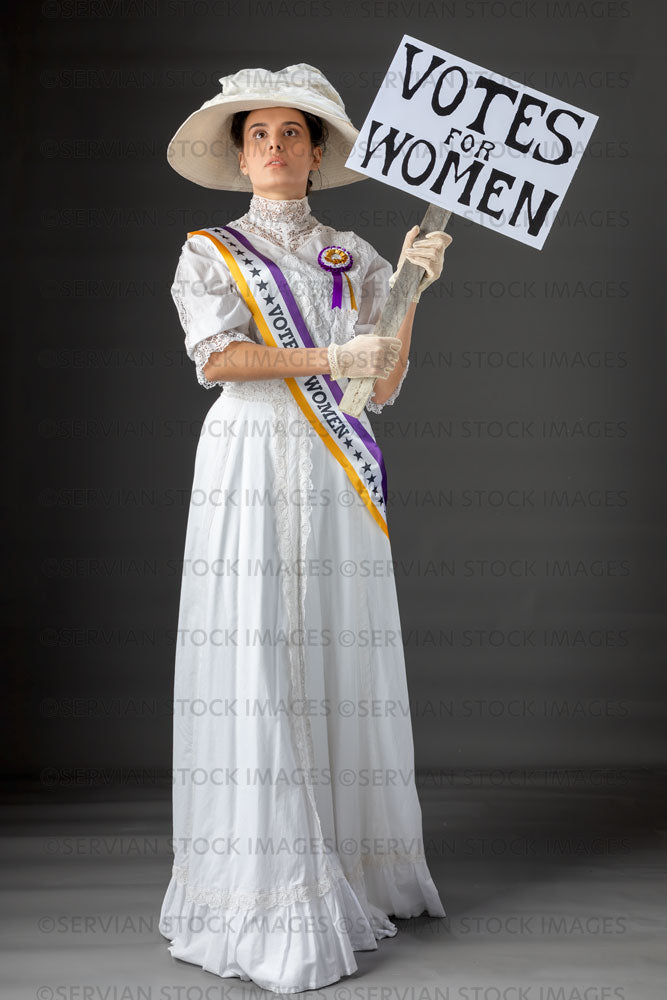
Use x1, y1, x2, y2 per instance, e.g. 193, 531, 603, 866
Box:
170, 193, 409, 414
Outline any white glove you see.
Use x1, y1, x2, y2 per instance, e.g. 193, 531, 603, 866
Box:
389, 225, 454, 303
328, 335, 402, 380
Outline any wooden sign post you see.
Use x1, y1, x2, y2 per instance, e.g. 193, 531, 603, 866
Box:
340, 204, 450, 418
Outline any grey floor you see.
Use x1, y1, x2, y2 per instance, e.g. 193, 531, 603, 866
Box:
2, 769, 666, 999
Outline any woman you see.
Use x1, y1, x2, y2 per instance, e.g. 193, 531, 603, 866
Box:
159, 63, 453, 994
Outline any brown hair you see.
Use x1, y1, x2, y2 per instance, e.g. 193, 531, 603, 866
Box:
230, 109, 329, 194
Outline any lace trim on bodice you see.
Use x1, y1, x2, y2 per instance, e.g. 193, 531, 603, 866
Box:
234, 192, 328, 253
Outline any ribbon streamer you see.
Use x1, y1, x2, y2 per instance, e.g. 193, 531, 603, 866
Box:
317, 245, 356, 310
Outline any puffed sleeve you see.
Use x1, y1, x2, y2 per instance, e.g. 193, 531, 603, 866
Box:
171, 235, 259, 389
352, 248, 410, 414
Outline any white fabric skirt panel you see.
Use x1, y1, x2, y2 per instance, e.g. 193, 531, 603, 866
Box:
159, 380, 445, 994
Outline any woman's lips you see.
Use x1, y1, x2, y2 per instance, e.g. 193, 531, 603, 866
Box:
266, 160, 286, 168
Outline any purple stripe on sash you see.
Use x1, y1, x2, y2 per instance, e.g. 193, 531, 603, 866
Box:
222, 224, 388, 506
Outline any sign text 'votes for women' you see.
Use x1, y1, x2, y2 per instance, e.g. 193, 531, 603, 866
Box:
345, 35, 600, 250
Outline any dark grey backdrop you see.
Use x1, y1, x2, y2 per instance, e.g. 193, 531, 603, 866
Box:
4, 2, 665, 795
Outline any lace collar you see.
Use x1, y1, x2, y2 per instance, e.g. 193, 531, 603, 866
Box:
235, 192, 325, 253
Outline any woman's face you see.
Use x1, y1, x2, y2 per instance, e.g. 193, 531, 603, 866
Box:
238, 106, 322, 199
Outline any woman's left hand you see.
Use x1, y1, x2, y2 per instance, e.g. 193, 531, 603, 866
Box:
389, 225, 454, 303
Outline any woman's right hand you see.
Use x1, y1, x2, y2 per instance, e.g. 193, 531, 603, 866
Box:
331, 334, 402, 380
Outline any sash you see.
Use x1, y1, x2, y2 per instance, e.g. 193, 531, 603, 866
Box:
187, 225, 389, 538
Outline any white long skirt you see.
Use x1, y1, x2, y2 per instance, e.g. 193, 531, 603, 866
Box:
159, 378, 445, 994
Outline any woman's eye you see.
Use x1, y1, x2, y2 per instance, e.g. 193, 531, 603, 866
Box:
252, 129, 298, 139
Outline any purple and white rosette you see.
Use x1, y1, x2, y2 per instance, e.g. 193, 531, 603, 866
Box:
317, 245, 354, 310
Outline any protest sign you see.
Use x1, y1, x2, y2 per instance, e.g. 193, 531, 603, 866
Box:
345, 34, 599, 249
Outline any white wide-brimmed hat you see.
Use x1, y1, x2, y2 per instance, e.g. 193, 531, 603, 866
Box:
166, 62, 369, 192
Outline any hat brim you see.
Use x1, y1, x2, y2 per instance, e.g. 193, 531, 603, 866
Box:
167, 97, 369, 192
